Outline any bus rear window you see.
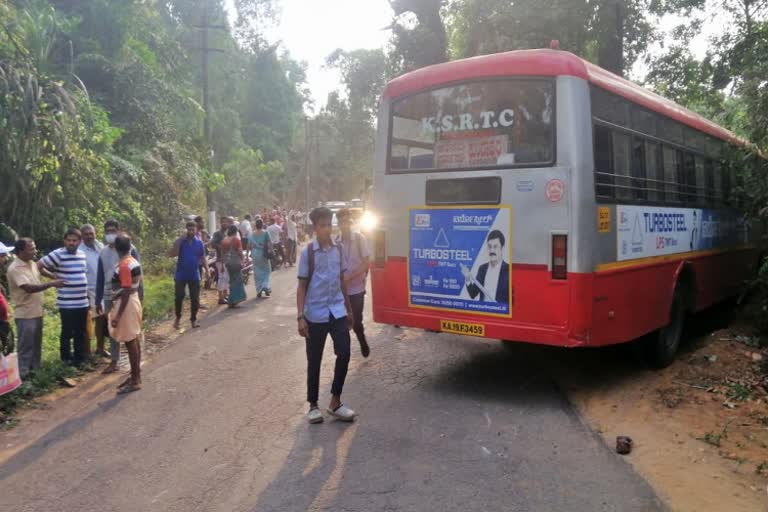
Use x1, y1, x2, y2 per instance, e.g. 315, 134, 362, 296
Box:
389, 79, 554, 172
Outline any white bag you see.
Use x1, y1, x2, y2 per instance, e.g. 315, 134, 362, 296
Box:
0, 353, 22, 396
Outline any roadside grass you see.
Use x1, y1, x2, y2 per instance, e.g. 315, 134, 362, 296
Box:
142, 276, 175, 325
0, 275, 175, 427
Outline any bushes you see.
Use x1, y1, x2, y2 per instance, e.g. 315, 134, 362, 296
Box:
142, 276, 176, 325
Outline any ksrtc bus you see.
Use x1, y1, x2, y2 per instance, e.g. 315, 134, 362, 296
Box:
368, 49, 759, 367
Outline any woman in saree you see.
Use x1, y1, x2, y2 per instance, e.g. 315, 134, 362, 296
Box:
222, 225, 246, 307
108, 235, 143, 394
248, 218, 272, 298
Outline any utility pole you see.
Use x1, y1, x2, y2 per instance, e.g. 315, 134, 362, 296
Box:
193, 0, 225, 230
304, 118, 311, 212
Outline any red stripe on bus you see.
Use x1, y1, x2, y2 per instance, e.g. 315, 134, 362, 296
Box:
371, 248, 758, 348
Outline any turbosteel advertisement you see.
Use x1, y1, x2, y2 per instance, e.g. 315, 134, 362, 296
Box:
408, 207, 512, 317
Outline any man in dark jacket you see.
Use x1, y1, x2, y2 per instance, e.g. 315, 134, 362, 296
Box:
461, 230, 509, 304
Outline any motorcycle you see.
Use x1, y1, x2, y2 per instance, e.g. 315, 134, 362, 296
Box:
241, 250, 253, 285
271, 241, 285, 269
205, 249, 218, 290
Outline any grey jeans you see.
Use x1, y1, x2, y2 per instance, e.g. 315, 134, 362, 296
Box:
16, 317, 43, 377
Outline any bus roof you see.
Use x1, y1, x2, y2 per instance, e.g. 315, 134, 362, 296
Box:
383, 49, 743, 146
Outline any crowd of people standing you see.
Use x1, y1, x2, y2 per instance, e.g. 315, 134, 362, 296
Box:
0, 220, 145, 394
0, 204, 372, 421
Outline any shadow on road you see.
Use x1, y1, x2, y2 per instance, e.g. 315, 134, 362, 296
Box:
249, 332, 663, 512
0, 395, 123, 479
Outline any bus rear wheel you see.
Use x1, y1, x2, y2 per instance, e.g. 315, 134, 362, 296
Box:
643, 286, 686, 369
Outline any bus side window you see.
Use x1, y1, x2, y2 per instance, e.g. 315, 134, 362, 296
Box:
594, 125, 614, 199
695, 155, 707, 205
683, 152, 697, 205
662, 145, 680, 203
721, 160, 732, 204
645, 141, 662, 202
631, 136, 647, 200
705, 159, 717, 204
613, 132, 632, 201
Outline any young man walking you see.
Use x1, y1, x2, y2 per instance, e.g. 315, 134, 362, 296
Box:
286, 214, 298, 266
239, 214, 253, 250
297, 207, 357, 424
169, 221, 206, 329
266, 217, 283, 270
39, 228, 90, 366
7, 239, 64, 376
336, 208, 371, 357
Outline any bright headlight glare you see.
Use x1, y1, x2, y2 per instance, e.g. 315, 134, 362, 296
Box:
360, 211, 379, 231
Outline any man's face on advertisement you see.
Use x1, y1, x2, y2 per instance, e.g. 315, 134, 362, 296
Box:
487, 238, 502, 266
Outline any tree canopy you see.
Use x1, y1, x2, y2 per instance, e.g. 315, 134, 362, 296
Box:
0, 0, 308, 252
2, 0, 768, 254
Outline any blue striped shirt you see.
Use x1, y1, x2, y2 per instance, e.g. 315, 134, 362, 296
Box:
40, 248, 89, 309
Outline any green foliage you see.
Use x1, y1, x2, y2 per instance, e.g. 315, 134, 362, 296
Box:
727, 382, 752, 401
387, 0, 667, 76
0, 0, 308, 249
389, 0, 448, 72
215, 148, 285, 214
142, 276, 175, 325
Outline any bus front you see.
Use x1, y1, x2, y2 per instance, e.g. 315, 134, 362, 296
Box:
368, 52, 596, 348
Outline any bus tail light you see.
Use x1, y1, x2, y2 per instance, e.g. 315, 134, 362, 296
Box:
552, 234, 568, 280
374, 230, 386, 268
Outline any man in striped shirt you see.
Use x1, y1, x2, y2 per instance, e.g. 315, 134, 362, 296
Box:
39, 228, 90, 366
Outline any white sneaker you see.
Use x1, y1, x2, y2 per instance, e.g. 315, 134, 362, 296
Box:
327, 404, 357, 422
307, 408, 324, 424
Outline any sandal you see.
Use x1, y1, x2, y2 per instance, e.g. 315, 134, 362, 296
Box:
102, 364, 118, 375
117, 377, 132, 388
117, 383, 141, 394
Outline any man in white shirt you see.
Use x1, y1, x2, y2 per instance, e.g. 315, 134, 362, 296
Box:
266, 217, 283, 269
286, 214, 298, 266
239, 214, 253, 250
78, 223, 104, 357
336, 209, 371, 357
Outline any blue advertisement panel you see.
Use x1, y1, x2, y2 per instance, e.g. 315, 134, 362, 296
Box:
616, 205, 745, 261
408, 207, 512, 317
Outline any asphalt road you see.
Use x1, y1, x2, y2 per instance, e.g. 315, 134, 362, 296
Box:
0, 266, 663, 512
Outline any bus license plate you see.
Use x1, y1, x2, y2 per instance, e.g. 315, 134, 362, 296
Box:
440, 320, 485, 337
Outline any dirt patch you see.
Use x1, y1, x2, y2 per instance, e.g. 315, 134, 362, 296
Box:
553, 311, 768, 512
0, 288, 220, 428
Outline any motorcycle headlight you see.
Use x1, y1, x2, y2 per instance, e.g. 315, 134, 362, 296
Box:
359, 211, 379, 232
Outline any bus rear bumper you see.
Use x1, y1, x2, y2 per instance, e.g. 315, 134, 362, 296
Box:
373, 307, 586, 348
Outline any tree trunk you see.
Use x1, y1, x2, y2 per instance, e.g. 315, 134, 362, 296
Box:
597, 0, 625, 76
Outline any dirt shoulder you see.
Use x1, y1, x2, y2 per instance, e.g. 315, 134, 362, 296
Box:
0, 287, 220, 463
552, 313, 768, 512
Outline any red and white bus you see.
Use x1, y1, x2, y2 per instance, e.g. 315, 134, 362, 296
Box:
368, 48, 759, 367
